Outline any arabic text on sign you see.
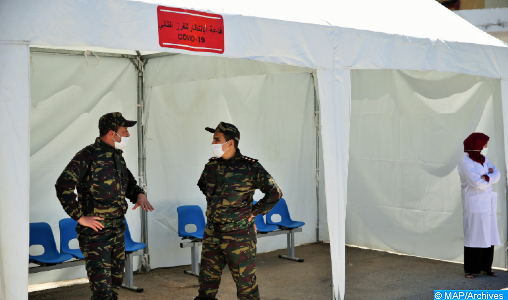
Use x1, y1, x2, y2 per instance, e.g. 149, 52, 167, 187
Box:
157, 6, 224, 54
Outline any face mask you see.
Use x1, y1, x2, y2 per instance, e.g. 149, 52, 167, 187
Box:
481, 147, 488, 156
114, 132, 129, 150
211, 141, 230, 158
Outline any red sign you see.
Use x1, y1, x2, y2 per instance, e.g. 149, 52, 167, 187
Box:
157, 6, 224, 54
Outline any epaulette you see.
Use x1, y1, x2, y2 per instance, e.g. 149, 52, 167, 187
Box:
209, 157, 219, 162
242, 155, 258, 164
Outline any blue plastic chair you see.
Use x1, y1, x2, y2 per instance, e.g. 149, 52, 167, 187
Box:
253, 200, 278, 233
266, 198, 305, 229
58, 218, 84, 259
29, 222, 74, 265
124, 219, 146, 253
255, 215, 279, 233
177, 205, 205, 239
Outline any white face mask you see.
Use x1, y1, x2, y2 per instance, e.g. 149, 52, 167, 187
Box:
114, 132, 129, 150
481, 147, 488, 156
211, 141, 230, 158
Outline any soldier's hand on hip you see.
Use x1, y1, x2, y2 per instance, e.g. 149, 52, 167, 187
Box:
248, 214, 257, 234
78, 216, 105, 232
133, 193, 154, 212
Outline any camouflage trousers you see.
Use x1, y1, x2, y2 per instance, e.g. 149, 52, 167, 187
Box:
78, 230, 125, 300
195, 224, 259, 300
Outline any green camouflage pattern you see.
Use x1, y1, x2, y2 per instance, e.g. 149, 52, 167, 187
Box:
98, 112, 136, 132
196, 225, 259, 300
197, 149, 283, 224
78, 231, 125, 300
55, 137, 144, 235
56, 136, 141, 299
205, 122, 240, 144
195, 149, 282, 299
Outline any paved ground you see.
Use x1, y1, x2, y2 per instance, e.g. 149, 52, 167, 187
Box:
28, 243, 508, 300
345, 246, 508, 300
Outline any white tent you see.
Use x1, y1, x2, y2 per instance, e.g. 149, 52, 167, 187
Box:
1, 0, 508, 299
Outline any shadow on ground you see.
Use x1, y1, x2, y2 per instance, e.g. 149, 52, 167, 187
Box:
29, 244, 508, 300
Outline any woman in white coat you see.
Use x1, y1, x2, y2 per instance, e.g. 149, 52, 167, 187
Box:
458, 132, 501, 278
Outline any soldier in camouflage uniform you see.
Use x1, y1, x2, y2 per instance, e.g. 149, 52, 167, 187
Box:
55, 112, 154, 300
195, 122, 283, 300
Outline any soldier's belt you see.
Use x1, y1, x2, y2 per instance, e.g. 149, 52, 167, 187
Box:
100, 218, 125, 229
206, 218, 254, 232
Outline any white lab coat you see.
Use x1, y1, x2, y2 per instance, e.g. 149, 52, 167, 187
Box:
458, 153, 501, 248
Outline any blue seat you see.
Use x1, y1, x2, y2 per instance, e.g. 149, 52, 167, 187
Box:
253, 200, 278, 233
177, 205, 205, 240
30, 222, 74, 265
58, 218, 84, 259
255, 215, 279, 233
266, 198, 305, 229
124, 219, 146, 253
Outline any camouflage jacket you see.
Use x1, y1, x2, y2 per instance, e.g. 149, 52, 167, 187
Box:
197, 149, 283, 225
55, 138, 144, 233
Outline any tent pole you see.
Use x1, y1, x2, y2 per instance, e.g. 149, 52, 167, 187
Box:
134, 51, 150, 273
312, 72, 321, 242
314, 72, 332, 298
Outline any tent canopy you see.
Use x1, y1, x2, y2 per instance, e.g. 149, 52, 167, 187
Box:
1, 0, 507, 75
1, 1, 507, 300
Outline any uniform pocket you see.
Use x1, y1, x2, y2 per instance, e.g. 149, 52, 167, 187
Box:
466, 193, 490, 213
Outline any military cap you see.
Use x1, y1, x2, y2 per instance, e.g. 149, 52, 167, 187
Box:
99, 112, 137, 132
205, 122, 240, 143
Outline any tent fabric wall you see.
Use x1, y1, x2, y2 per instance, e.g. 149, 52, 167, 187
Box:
311, 72, 330, 243
28, 52, 141, 285
317, 127, 329, 241
318, 68, 352, 299
333, 27, 508, 83
0, 41, 31, 300
347, 70, 506, 268
143, 54, 317, 269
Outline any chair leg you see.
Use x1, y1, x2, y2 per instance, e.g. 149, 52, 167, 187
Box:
279, 229, 304, 262
121, 253, 144, 292
184, 242, 200, 276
